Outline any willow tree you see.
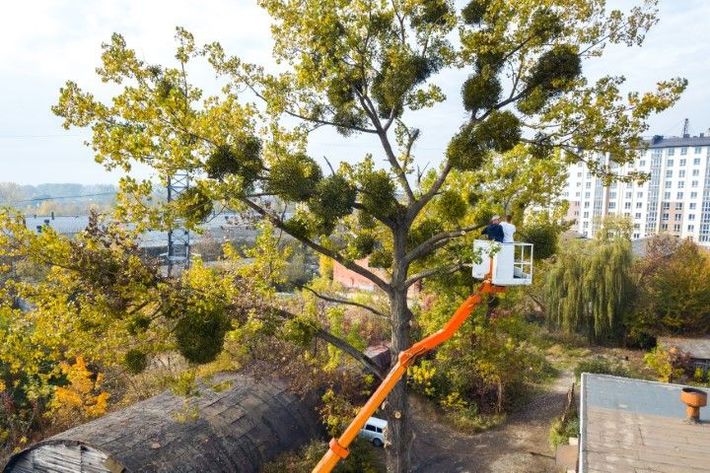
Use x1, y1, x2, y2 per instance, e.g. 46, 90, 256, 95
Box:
53, 0, 683, 469
546, 220, 634, 343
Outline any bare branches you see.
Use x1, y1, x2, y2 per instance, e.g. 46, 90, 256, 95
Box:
261, 305, 385, 380
241, 198, 392, 294
407, 162, 453, 223
301, 285, 388, 319
405, 262, 466, 287
405, 223, 484, 264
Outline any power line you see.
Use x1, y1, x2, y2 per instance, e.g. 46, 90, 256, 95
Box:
0, 192, 117, 205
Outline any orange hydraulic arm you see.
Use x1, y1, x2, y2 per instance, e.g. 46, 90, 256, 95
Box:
312, 279, 504, 473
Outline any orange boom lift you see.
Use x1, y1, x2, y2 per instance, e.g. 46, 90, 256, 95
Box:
312, 275, 504, 473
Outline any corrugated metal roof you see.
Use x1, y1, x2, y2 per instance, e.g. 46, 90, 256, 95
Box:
659, 337, 710, 360
580, 373, 710, 473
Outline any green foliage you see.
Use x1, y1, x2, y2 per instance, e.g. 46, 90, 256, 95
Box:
175, 186, 213, 225
461, 0, 489, 25
263, 438, 382, 473
549, 416, 579, 449
267, 153, 323, 202
462, 70, 501, 114
435, 190, 467, 223
308, 175, 357, 231
124, 349, 148, 374
447, 111, 520, 170
574, 356, 629, 380
628, 237, 710, 340
545, 232, 633, 344
644, 346, 690, 383
205, 139, 262, 183
357, 170, 398, 220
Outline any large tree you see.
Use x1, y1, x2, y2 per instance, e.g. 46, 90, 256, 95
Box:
53, 1, 683, 470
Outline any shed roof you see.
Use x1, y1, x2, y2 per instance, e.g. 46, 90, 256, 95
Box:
580, 373, 710, 473
658, 337, 710, 360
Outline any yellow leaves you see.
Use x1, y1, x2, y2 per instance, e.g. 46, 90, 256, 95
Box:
49, 356, 110, 424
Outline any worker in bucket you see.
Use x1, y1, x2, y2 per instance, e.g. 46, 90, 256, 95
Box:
482, 215, 504, 242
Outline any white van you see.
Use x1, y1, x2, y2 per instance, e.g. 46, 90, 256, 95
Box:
359, 416, 387, 447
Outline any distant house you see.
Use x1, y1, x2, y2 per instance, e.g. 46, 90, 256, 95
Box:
574, 374, 710, 473
658, 337, 710, 375
332, 258, 421, 294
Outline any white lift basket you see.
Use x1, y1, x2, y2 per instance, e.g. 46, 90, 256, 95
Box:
472, 240, 533, 286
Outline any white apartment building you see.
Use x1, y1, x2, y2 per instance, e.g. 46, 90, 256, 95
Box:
563, 132, 710, 247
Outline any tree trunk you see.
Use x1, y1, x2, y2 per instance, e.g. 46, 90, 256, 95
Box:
385, 286, 413, 473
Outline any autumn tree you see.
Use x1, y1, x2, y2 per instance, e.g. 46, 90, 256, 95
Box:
629, 235, 710, 341
53, 1, 683, 469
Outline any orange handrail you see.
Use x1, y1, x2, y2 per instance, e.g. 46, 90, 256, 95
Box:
312, 280, 504, 473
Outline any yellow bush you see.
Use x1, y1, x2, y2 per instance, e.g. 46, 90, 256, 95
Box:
49, 356, 109, 424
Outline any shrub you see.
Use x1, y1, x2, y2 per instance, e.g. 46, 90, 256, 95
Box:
549, 416, 579, 449
574, 356, 629, 380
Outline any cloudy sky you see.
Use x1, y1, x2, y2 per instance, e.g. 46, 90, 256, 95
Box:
1, 0, 708, 185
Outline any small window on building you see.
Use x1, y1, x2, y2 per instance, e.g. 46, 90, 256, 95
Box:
681, 147, 688, 156
673, 224, 681, 232
586, 182, 591, 188
583, 211, 589, 218
634, 223, 640, 230
635, 213, 641, 219
667, 149, 675, 157
677, 192, 684, 199
675, 202, 683, 210
585, 192, 590, 199
690, 202, 697, 210
636, 202, 643, 209
609, 192, 617, 199
662, 213, 669, 221
661, 223, 668, 230
665, 180, 672, 188
694, 147, 702, 154
662, 202, 670, 210
678, 181, 685, 189
625, 192, 632, 198
608, 202, 616, 209
584, 202, 590, 208
637, 192, 643, 198
633, 233, 640, 239
692, 180, 698, 188
688, 214, 695, 221
691, 192, 698, 199
694, 157, 701, 165
679, 170, 686, 177
664, 192, 671, 199
693, 169, 700, 176
624, 202, 631, 209
639, 160, 646, 167
665, 170, 673, 178
688, 225, 695, 232
674, 214, 682, 221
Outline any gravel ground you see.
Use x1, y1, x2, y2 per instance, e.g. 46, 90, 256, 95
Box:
410, 371, 575, 473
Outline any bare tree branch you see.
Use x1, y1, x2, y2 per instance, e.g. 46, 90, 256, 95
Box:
405, 262, 466, 287
405, 223, 485, 264
407, 162, 453, 223
241, 198, 392, 294
301, 285, 389, 319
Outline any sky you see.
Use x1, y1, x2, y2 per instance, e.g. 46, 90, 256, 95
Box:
0, 0, 709, 185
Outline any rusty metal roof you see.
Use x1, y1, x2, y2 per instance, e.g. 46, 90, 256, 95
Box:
580, 373, 710, 473
659, 337, 710, 360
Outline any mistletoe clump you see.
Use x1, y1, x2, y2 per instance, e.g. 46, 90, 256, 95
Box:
205, 137, 262, 183
267, 153, 323, 201
174, 305, 231, 364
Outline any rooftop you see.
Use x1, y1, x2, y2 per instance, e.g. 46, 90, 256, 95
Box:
645, 134, 710, 149
580, 373, 710, 473
658, 337, 710, 360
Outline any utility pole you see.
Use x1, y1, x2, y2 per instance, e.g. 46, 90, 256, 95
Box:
165, 171, 191, 277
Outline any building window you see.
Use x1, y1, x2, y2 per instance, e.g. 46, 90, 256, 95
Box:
664, 192, 671, 199
665, 180, 672, 188
674, 214, 682, 221
665, 170, 673, 178
633, 233, 640, 239
691, 192, 698, 199
679, 170, 686, 178
673, 224, 681, 232
634, 223, 640, 230
585, 192, 590, 199
694, 158, 701, 165
662, 213, 669, 221
677, 192, 684, 199
584, 202, 590, 208
639, 160, 646, 167
575, 192, 580, 197
695, 147, 703, 154
661, 223, 668, 230
688, 225, 695, 232
585, 182, 591, 188
692, 180, 698, 187
577, 172, 582, 177
609, 192, 617, 199
690, 202, 697, 210
583, 211, 589, 218
681, 147, 688, 156
636, 202, 643, 209
667, 149, 675, 157
637, 192, 643, 198
693, 169, 700, 176
662, 202, 670, 210
635, 212, 642, 219
678, 181, 685, 189
689, 214, 695, 221
675, 202, 683, 210
624, 202, 631, 209
625, 192, 632, 198
608, 202, 616, 209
